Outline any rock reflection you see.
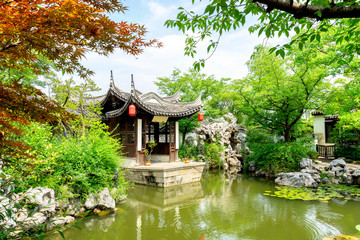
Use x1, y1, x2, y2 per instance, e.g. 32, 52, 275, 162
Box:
84, 213, 116, 233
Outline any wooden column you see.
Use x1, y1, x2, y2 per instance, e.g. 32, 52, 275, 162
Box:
169, 121, 176, 162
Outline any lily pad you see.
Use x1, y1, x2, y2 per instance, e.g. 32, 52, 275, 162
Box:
263, 184, 360, 202
355, 224, 360, 232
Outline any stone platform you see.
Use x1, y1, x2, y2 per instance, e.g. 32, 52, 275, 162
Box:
124, 162, 205, 187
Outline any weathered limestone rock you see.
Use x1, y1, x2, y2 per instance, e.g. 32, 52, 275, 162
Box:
247, 161, 256, 172
195, 113, 239, 146
21, 212, 48, 229
16, 209, 29, 223
332, 166, 344, 177
275, 172, 318, 188
352, 169, 360, 178
16, 188, 56, 230
0, 197, 17, 229
329, 158, 347, 168
47, 216, 75, 230
193, 113, 245, 175
25, 187, 55, 214
12, 187, 55, 229
340, 173, 353, 185
0, 175, 120, 235
254, 169, 271, 178
0, 170, 13, 197
65, 198, 84, 216
85, 188, 115, 210
300, 158, 313, 169
185, 132, 199, 147
301, 169, 321, 183
223, 148, 242, 175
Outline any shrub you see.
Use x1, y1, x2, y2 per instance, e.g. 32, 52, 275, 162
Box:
203, 142, 224, 169
178, 143, 199, 160
330, 111, 360, 160
179, 141, 224, 169
334, 144, 360, 160
246, 133, 318, 173
6, 121, 128, 199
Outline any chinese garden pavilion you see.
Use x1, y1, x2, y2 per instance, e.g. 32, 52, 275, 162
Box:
92, 72, 202, 166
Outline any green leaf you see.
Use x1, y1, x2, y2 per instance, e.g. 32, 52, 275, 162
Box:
276, 49, 285, 58
269, 47, 277, 54
299, 42, 303, 51
193, 62, 200, 71
335, 36, 343, 44
310, 34, 316, 42
28, 206, 39, 217
316, 10, 322, 18
284, 30, 289, 38
258, 27, 265, 36
204, 5, 215, 15
265, 27, 271, 38
58, 230, 66, 240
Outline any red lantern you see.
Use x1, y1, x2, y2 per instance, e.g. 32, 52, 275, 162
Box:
129, 104, 136, 116
198, 112, 204, 121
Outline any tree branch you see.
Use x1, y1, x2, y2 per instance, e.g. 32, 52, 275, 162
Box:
254, 0, 360, 19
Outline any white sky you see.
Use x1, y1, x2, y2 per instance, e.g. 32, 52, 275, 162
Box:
66, 0, 290, 95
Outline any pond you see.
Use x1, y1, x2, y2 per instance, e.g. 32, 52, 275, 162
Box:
60, 172, 360, 240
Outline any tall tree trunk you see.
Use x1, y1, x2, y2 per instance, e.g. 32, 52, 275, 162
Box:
284, 128, 291, 143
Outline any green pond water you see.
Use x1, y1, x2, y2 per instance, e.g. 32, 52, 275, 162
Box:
60, 172, 360, 240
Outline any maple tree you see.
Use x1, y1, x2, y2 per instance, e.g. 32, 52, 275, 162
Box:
0, 0, 161, 77
1, 0, 160, 165
0, 80, 74, 166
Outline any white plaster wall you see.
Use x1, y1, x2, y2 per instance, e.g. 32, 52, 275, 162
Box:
313, 115, 325, 144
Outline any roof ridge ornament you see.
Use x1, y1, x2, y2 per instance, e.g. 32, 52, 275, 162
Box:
110, 70, 115, 89
131, 74, 135, 95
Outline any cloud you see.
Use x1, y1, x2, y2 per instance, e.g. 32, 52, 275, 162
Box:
61, 1, 292, 97
147, 1, 176, 20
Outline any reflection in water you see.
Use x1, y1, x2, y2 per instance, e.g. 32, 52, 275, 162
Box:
83, 213, 116, 233
136, 215, 141, 240
59, 173, 360, 240
129, 181, 204, 210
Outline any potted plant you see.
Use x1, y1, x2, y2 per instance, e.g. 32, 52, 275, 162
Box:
184, 145, 191, 163
144, 140, 157, 166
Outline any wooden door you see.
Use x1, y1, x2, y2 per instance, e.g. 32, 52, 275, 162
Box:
119, 118, 137, 158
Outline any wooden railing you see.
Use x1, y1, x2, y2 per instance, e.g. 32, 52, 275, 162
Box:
316, 144, 335, 160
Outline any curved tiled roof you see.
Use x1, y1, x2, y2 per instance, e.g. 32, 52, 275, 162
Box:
325, 114, 339, 120
311, 111, 324, 116
96, 74, 202, 119
311, 110, 339, 120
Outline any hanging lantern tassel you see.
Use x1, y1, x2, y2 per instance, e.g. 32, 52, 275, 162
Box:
129, 104, 136, 116
198, 112, 204, 121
